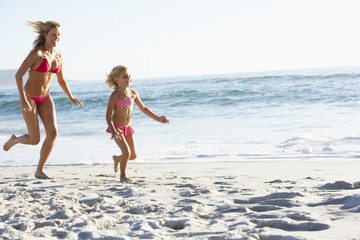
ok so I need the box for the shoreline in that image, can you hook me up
[1,161,360,239]
[1,157,360,168]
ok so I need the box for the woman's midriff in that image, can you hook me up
[24,72,53,97]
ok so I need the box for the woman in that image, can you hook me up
[3,21,83,179]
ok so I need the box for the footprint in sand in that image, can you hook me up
[309,195,360,210]
[125,204,159,215]
[179,190,200,197]
[175,183,197,189]
[34,221,57,229]
[213,181,232,185]
[286,212,316,221]
[14,182,28,187]
[234,192,303,212]
[250,205,282,212]
[234,192,303,205]
[32,181,44,185]
[251,219,329,231]
[320,181,360,190]
[51,230,68,238]
[12,222,33,231]
[161,219,187,230]
[258,199,299,208]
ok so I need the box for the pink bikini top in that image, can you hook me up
[34,50,61,74]
[114,90,134,109]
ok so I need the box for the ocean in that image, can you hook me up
[1,67,360,166]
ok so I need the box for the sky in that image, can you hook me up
[0,0,360,80]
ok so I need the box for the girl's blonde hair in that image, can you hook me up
[106,65,128,89]
[27,21,61,50]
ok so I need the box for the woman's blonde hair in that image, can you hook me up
[27,21,61,50]
[106,65,128,89]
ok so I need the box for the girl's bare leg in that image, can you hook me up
[114,135,131,182]
[36,96,57,179]
[3,99,40,151]
[113,155,120,173]
[120,176,133,183]
[125,135,137,160]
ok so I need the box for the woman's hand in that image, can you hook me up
[20,98,32,112]
[70,98,84,107]
[158,116,170,123]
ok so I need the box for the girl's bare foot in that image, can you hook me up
[113,155,121,173]
[120,176,133,183]
[3,134,16,151]
[35,171,54,179]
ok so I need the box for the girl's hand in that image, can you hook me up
[20,98,32,112]
[110,131,121,141]
[159,116,170,123]
[70,98,84,107]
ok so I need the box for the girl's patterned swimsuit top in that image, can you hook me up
[114,89,134,109]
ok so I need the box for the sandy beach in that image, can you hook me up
[0,161,360,240]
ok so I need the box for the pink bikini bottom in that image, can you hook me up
[106,124,135,136]
[27,93,50,106]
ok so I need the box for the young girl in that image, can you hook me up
[105,65,170,183]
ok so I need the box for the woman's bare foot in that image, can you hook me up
[120,176,133,183]
[35,171,54,179]
[113,155,121,173]
[3,134,16,151]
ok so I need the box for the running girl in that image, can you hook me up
[105,65,169,183]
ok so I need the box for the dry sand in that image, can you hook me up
[0,161,360,239]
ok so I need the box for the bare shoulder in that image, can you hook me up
[107,90,118,105]
[19,48,42,71]
[110,89,119,98]
[28,48,43,59]
[130,89,139,98]
[57,52,63,60]
[33,48,42,55]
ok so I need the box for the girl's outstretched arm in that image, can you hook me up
[133,90,170,123]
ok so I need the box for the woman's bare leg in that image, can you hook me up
[3,134,17,151]
[36,96,57,179]
[3,98,40,151]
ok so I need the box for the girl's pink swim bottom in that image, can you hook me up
[106,124,135,136]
